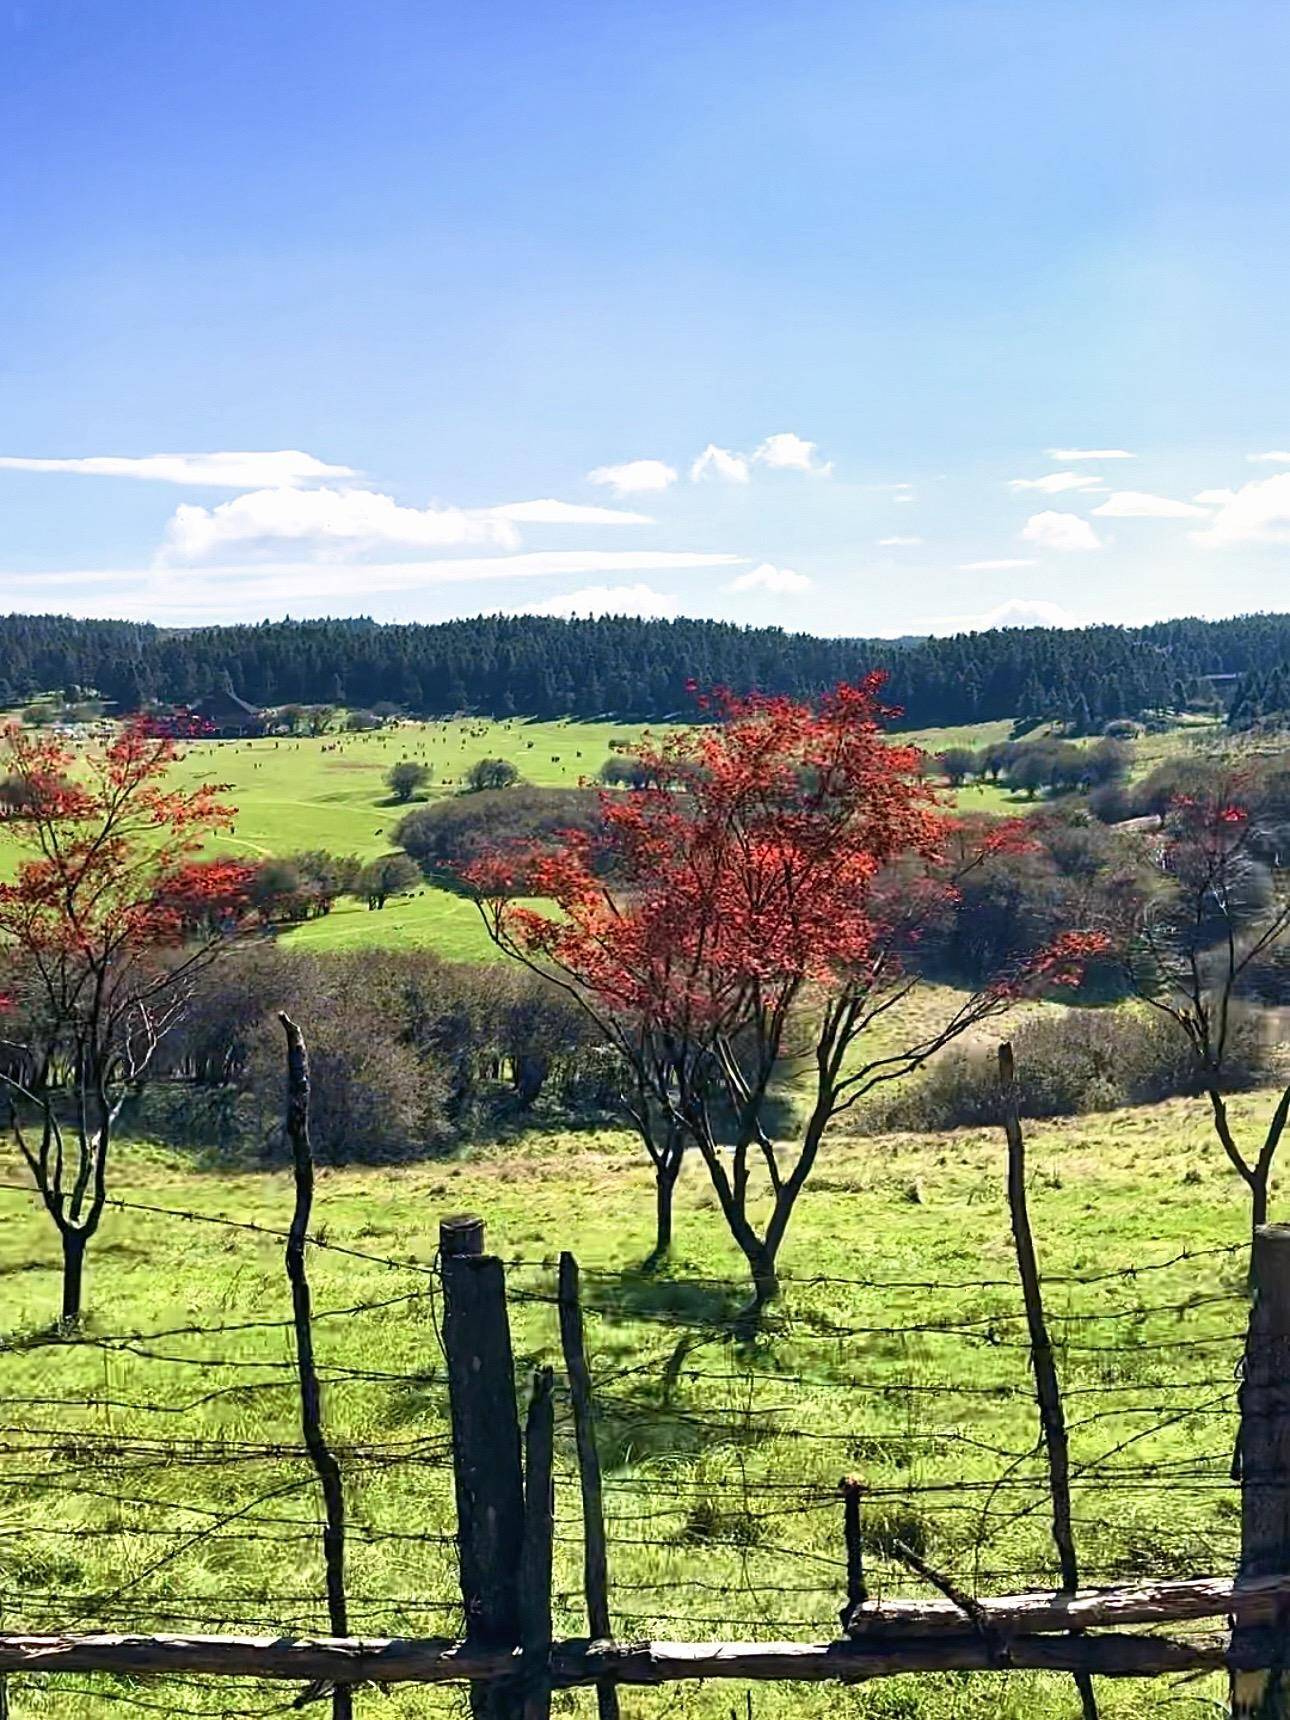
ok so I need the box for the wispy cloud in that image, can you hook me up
[1008,471,1104,494]
[1247,451,1290,465]
[1020,511,1102,551]
[587,458,678,494]
[160,487,651,560]
[521,583,680,619]
[878,535,924,547]
[160,486,519,559]
[486,498,653,525]
[724,562,811,594]
[1046,447,1135,461]
[1091,491,1209,519]
[0,450,353,487]
[4,550,745,624]
[958,557,1038,571]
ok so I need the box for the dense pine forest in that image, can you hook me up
[3,608,1290,727]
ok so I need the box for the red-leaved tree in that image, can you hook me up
[0,719,257,1321]
[469,679,1106,1311]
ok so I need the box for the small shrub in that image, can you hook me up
[680,1499,764,1548]
[862,1501,930,1559]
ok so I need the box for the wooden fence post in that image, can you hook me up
[280,1014,351,1720]
[440,1214,526,1720]
[1233,1224,1290,1717]
[558,1252,620,1720]
[839,1475,867,1629]
[519,1368,555,1720]
[1000,1044,1098,1720]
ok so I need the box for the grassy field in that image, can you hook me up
[0,711,1228,958]
[160,715,1059,957]
[0,1078,1261,1718]
[169,716,651,960]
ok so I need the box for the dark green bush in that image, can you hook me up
[395,786,601,877]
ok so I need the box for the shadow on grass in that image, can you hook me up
[582,1259,747,1332]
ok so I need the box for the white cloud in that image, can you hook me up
[1091,491,1209,519]
[958,558,1038,571]
[1192,472,1290,546]
[1008,471,1104,494]
[1020,511,1103,552]
[160,486,518,560]
[690,431,831,483]
[1046,447,1135,461]
[877,535,924,547]
[0,450,353,487]
[918,598,1079,635]
[752,432,833,475]
[486,498,652,525]
[522,583,681,619]
[724,562,812,594]
[587,458,678,494]
[690,444,751,484]
[1247,451,1290,465]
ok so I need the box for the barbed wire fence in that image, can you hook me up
[0,1035,1286,1717]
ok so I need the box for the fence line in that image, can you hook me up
[0,1038,1283,1713]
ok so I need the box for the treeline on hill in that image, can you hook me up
[4,609,1290,727]
[1228,661,1290,731]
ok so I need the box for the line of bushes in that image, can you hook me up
[861,1004,1281,1133]
[137,945,618,1164]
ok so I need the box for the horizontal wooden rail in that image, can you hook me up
[0,1625,1269,1685]
[849,1571,1290,1637]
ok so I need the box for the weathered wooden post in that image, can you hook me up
[558,1252,620,1720]
[839,1475,867,1630]
[1000,1044,1098,1720]
[281,1013,351,1720]
[1233,1224,1290,1716]
[519,1368,555,1720]
[440,1214,526,1720]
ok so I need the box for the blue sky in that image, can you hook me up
[3,0,1289,634]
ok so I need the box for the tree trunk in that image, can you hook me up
[736,1244,780,1328]
[751,1253,780,1312]
[646,1154,680,1267]
[1251,1172,1271,1287]
[61,1228,86,1325]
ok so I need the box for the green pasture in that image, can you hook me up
[0,1078,1260,1717]
[164,716,1035,952]
[0,711,1227,958]
[167,716,651,960]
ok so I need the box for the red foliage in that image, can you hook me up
[0,717,247,966]
[468,679,1102,1029]
[471,681,1111,1301]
